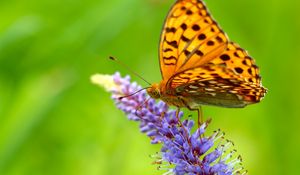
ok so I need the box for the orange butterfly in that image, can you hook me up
[147,0,267,123]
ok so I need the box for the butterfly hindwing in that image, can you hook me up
[210,42,262,84]
[166,42,266,106]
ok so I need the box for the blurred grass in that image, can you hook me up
[0,0,299,174]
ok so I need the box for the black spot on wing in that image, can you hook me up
[207,40,214,46]
[166,40,178,48]
[192,24,200,31]
[163,56,177,60]
[195,50,204,56]
[186,10,193,15]
[184,50,191,56]
[164,48,173,52]
[181,35,190,42]
[181,23,187,30]
[198,34,206,40]
[166,27,176,33]
[220,54,230,61]
[234,67,244,74]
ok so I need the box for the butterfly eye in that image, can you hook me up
[153,89,161,99]
[147,86,160,99]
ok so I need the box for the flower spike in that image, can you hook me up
[91,72,247,175]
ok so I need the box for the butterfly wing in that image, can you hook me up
[159,0,228,80]
[167,42,267,107]
[159,0,266,107]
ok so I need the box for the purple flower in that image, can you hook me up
[91,72,247,175]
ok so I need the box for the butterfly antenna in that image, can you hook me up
[109,56,151,85]
[118,87,149,100]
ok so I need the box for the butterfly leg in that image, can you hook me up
[178,97,204,127]
[197,106,203,128]
[179,98,205,139]
[175,108,184,128]
[175,107,190,140]
[188,106,203,131]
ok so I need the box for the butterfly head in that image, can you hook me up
[147,83,161,99]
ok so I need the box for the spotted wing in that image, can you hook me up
[168,42,266,106]
[159,0,228,81]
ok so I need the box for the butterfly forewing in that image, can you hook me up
[159,0,228,80]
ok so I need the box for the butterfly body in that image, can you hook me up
[147,0,266,111]
[147,82,187,108]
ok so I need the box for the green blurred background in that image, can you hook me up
[0,0,299,174]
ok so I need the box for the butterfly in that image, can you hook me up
[146,0,267,123]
